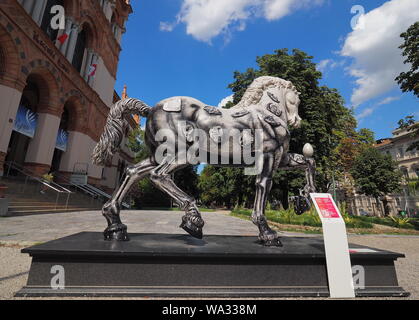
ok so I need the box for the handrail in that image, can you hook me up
[5,162,72,194]
[5,161,129,209]
[4,161,72,210]
[53,170,129,208]
[51,171,99,198]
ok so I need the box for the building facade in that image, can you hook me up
[346,124,419,217]
[0,0,134,192]
[375,123,419,179]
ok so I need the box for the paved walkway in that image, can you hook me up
[0,210,259,242]
[0,210,418,299]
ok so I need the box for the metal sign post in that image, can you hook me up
[310,193,355,298]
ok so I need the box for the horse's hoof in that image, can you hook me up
[180,217,203,239]
[260,237,283,247]
[104,224,130,241]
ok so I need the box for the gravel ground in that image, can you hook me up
[0,210,418,300]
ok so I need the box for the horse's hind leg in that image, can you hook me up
[252,154,282,247]
[149,158,204,239]
[103,157,155,241]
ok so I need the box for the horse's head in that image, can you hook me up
[235,76,302,129]
[284,89,302,129]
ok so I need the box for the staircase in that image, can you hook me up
[1,161,122,216]
[2,177,101,215]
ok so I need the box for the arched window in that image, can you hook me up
[21,79,40,113]
[72,29,87,72]
[40,0,65,41]
[60,106,69,131]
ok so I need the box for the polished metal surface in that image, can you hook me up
[92,76,316,245]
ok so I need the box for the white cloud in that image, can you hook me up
[218,95,234,108]
[160,21,177,32]
[161,0,325,43]
[316,59,345,73]
[356,96,400,120]
[376,96,400,106]
[356,107,375,120]
[340,0,419,107]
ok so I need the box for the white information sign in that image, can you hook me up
[70,174,88,186]
[310,193,355,298]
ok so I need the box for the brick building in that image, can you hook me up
[0,0,134,192]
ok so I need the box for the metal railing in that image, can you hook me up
[51,171,129,209]
[4,161,130,209]
[4,161,72,210]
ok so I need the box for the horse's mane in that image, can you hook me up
[234,76,299,109]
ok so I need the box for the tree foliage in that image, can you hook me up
[396,22,419,98]
[351,147,402,200]
[199,49,374,208]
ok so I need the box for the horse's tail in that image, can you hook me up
[92,98,151,166]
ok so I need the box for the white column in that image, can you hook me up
[32,0,47,26]
[65,23,80,62]
[58,18,74,52]
[105,0,116,21]
[87,53,99,86]
[83,49,94,80]
[25,113,61,166]
[22,0,35,15]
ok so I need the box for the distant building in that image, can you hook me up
[346,123,419,217]
[0,0,135,192]
[375,123,419,179]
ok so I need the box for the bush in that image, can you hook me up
[351,215,415,229]
[231,206,372,229]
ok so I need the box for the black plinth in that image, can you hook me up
[16,232,409,298]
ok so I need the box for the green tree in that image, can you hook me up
[126,126,150,162]
[228,49,361,197]
[396,22,419,98]
[351,147,402,216]
[199,48,373,208]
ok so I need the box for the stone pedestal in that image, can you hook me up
[16,232,409,298]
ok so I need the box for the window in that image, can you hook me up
[60,107,69,131]
[40,0,64,42]
[72,29,87,72]
[398,147,405,159]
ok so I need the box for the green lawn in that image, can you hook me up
[231,207,418,230]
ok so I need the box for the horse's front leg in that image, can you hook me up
[252,154,282,247]
[282,153,316,215]
[302,157,316,196]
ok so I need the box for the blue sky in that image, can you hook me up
[115,0,418,140]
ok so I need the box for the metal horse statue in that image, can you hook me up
[92,76,316,246]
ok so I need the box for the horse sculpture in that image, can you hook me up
[92,76,316,246]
